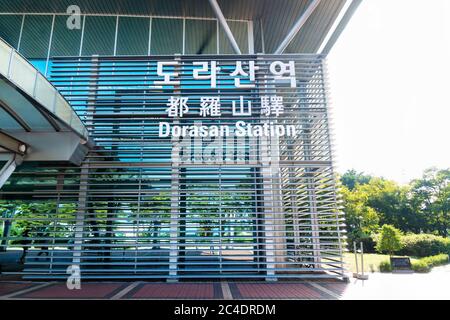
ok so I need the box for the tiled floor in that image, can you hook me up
[1,265,449,299]
[0,280,343,300]
[14,282,125,299]
[124,283,223,299]
[0,282,36,296]
[228,282,332,299]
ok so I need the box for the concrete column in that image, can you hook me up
[168,56,182,281]
[258,61,286,280]
[168,139,180,281]
[73,162,89,265]
[303,122,322,266]
[261,132,285,280]
[71,56,98,269]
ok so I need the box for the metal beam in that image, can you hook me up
[0,130,27,155]
[0,100,32,132]
[0,153,23,189]
[208,0,242,54]
[320,0,363,55]
[274,0,322,54]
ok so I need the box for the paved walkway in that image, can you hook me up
[0,265,449,299]
[340,264,450,300]
[0,280,342,300]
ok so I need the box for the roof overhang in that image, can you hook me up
[0,37,92,166]
[0,0,349,54]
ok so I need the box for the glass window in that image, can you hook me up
[151,18,183,55]
[185,19,217,55]
[0,14,23,49]
[20,15,53,59]
[50,15,82,57]
[82,16,116,56]
[116,17,150,56]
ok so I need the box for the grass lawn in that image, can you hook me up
[343,252,418,273]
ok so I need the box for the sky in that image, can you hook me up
[327,0,450,184]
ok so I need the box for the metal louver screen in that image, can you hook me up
[0,54,345,280]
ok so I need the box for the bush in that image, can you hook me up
[411,254,449,273]
[422,253,449,266]
[376,225,403,256]
[412,260,431,273]
[399,234,450,257]
[379,260,392,272]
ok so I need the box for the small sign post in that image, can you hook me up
[390,257,413,273]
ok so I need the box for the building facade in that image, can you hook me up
[0,0,361,280]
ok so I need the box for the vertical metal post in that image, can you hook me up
[354,242,359,276]
[360,242,365,277]
[248,20,254,54]
[113,15,119,56]
[182,18,186,55]
[260,19,265,54]
[147,17,152,55]
[17,14,25,52]
[78,15,86,56]
[45,14,56,76]
[216,19,220,54]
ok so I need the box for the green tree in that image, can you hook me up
[410,167,450,237]
[341,169,372,190]
[341,185,380,250]
[360,178,424,233]
[376,224,403,256]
